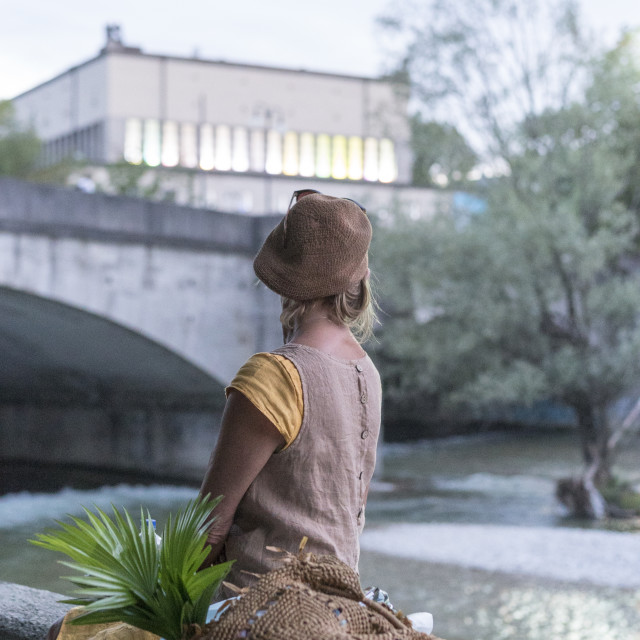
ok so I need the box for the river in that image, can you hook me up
[1,430,639,640]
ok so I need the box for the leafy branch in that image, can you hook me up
[31,495,232,640]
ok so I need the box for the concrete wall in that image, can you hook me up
[0,176,266,252]
[104,52,408,140]
[0,582,69,640]
[0,405,219,480]
[13,57,108,140]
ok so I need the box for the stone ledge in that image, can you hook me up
[0,582,70,640]
[0,177,282,256]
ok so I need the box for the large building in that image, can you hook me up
[12,26,444,216]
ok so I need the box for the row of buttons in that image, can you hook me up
[357,361,368,517]
[357,362,369,437]
[357,364,367,408]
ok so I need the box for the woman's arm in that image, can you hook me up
[199,388,285,566]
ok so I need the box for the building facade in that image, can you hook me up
[12,26,445,216]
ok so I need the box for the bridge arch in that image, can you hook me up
[0,286,229,479]
[0,285,225,406]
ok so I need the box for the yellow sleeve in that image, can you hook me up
[226,353,303,450]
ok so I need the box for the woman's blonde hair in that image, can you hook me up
[280,277,378,344]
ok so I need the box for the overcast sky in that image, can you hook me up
[1,0,638,101]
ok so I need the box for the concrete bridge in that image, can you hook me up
[0,178,282,479]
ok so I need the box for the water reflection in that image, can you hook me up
[491,587,640,640]
[359,551,640,640]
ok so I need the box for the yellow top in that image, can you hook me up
[226,353,304,449]
[226,352,303,450]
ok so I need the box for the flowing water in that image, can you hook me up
[1,430,639,640]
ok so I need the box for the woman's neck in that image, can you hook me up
[286,308,365,359]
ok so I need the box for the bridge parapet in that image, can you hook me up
[0,177,278,255]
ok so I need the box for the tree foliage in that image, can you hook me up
[380,0,590,162]
[375,0,640,508]
[410,116,478,187]
[0,100,41,177]
[106,160,165,199]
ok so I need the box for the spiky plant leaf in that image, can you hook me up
[31,495,233,640]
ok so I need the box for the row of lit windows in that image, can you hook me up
[123,118,397,183]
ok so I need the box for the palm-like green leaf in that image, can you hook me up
[31,495,233,640]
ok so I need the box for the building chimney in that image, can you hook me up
[101,25,142,55]
[106,24,123,46]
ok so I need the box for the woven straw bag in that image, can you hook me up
[201,546,440,640]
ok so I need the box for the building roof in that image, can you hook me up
[12,34,399,101]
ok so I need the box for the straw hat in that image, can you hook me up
[253,193,372,300]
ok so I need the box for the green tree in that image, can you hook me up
[375,0,640,516]
[592,30,640,217]
[0,100,41,177]
[410,116,478,187]
[106,160,162,199]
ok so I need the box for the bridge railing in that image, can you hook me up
[0,177,280,255]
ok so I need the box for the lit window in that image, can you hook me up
[347,136,363,180]
[283,132,299,176]
[379,138,397,183]
[250,129,265,172]
[162,121,179,167]
[232,126,249,172]
[299,133,315,177]
[180,123,198,168]
[215,125,232,171]
[331,135,347,180]
[265,130,282,175]
[315,134,331,178]
[124,118,142,164]
[143,119,160,166]
[199,124,214,170]
[363,137,379,182]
